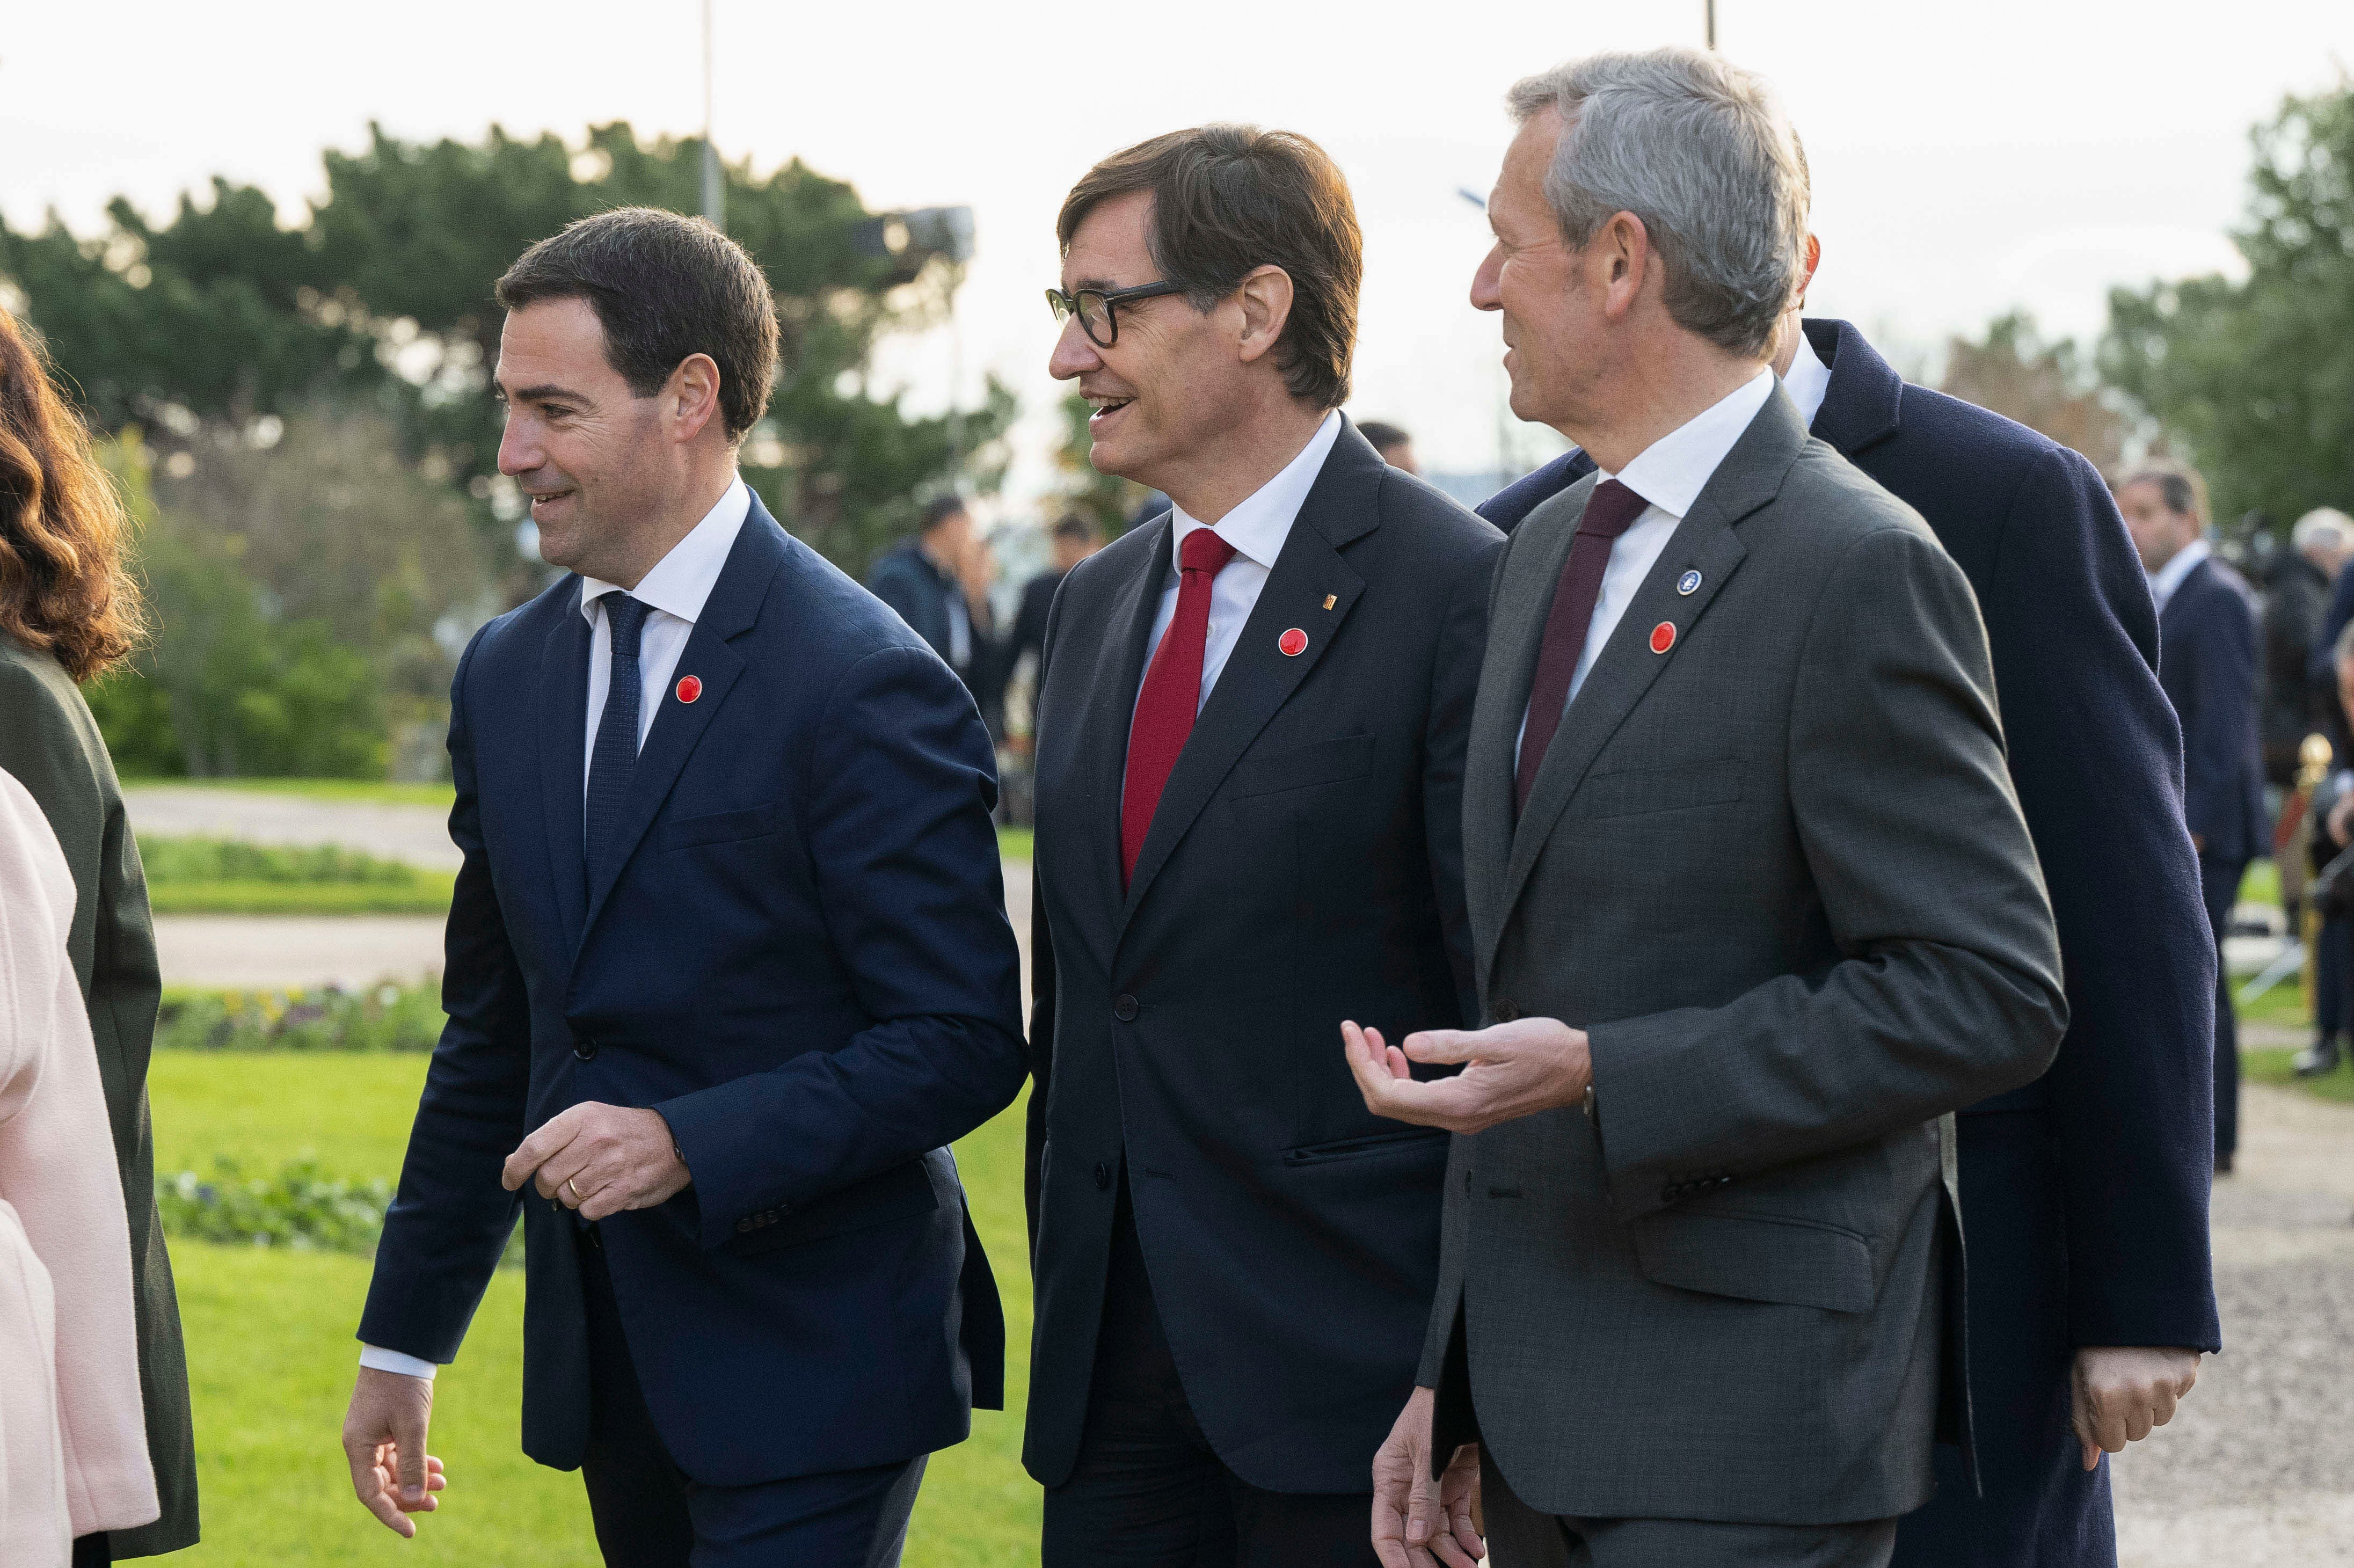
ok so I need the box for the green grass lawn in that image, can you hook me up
[149,1051,1038,1565]
[124,777,462,808]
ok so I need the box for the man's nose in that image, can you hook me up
[1047,316,1102,381]
[1470,245,1505,312]
[497,414,539,478]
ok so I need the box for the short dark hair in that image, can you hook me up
[1057,126,1361,409]
[919,494,970,535]
[2114,457,2210,527]
[1051,514,1098,544]
[1357,420,1410,454]
[496,207,779,442]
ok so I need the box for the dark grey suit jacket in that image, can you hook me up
[1420,390,2066,1526]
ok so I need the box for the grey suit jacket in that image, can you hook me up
[1419,390,2066,1526]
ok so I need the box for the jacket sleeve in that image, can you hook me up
[658,643,1029,1248]
[1585,523,2069,1217]
[1986,449,2220,1349]
[356,630,534,1362]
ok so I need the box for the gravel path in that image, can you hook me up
[2113,1081,2354,1563]
[125,785,461,871]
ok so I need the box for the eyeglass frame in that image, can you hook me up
[1045,279,1193,348]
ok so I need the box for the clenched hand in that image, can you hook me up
[1372,1387,1483,1568]
[502,1102,692,1222]
[2072,1346,2200,1469]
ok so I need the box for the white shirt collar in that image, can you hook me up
[579,476,752,627]
[1169,411,1344,571]
[2149,535,2211,610]
[1604,368,1778,520]
[1781,327,1833,429]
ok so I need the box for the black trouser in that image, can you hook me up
[577,1236,927,1568]
[71,1535,108,1566]
[2201,855,2245,1163]
[1041,1180,1376,1568]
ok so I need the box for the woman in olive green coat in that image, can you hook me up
[1,309,196,1561]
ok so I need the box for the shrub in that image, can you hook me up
[140,837,431,887]
[157,1157,393,1254]
[156,983,443,1052]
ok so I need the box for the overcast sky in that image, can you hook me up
[5,0,2350,504]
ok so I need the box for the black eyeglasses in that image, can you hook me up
[1045,280,1190,348]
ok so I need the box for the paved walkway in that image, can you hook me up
[2113,1080,2354,1563]
[125,785,461,871]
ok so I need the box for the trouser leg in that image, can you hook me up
[1482,1448,1898,1568]
[579,1232,696,1567]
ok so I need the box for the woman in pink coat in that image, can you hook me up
[0,764,158,1564]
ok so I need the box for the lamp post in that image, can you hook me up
[1706,0,1717,48]
[701,0,725,230]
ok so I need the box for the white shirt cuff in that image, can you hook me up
[359,1344,440,1381]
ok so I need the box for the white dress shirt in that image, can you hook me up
[1783,327,1833,428]
[360,475,752,1385]
[1518,368,1779,774]
[1141,412,1343,716]
[2149,535,2210,616]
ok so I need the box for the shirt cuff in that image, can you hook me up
[359,1344,440,1381]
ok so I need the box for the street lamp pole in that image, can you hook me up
[701,0,725,230]
[1705,0,1717,48]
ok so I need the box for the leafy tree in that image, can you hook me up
[1941,311,2127,472]
[2102,85,2354,526]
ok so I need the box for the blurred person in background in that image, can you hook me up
[868,494,998,719]
[956,523,1008,742]
[2263,508,2349,783]
[2293,618,2354,1078]
[2119,458,2265,1176]
[1481,239,2219,1568]
[0,767,162,1567]
[1003,515,1102,741]
[1354,420,1420,476]
[0,308,197,1565]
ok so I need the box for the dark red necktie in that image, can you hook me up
[1123,527,1238,885]
[1514,479,1649,814]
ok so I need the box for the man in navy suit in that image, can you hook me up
[338,208,1027,1567]
[2118,459,2267,1173]
[1482,282,2219,1566]
[1026,127,1500,1566]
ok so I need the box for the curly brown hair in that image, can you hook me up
[0,308,145,681]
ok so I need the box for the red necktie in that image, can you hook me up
[1123,527,1238,885]
[1515,479,1649,814]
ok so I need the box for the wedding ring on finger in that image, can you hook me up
[565,1177,584,1205]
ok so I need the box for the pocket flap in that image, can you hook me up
[1632,1209,1875,1312]
[1228,733,1375,800]
[1578,757,1745,821]
[656,801,784,851]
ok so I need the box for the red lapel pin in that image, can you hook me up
[1278,628,1308,657]
[1649,622,1677,655]
[676,674,703,704]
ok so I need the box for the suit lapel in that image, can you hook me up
[1490,391,1810,966]
[1120,431,1382,925]
[537,587,592,956]
[579,503,786,940]
[1070,518,1172,931]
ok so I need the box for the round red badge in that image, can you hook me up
[675,674,703,704]
[1649,622,1677,654]
[1278,628,1308,657]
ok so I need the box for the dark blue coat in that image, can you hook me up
[1482,320,2220,1562]
[2160,555,2268,867]
[358,494,1029,1487]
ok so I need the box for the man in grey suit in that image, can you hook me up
[1344,49,2068,1568]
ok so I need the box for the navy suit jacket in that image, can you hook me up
[358,494,1029,1486]
[1480,320,2220,1355]
[2161,556,2269,867]
[1024,424,1502,1492]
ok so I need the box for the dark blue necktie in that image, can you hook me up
[586,593,652,893]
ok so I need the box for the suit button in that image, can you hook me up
[1092,1162,1112,1191]
[573,1036,597,1061]
[735,1218,754,1235]
[1493,1000,1521,1023]
[1113,994,1139,1022]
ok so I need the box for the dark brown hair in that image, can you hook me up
[0,310,145,682]
[497,207,779,442]
[1057,126,1361,409]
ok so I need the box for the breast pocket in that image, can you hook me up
[655,801,785,852]
[1227,733,1375,801]
[1577,756,1745,821]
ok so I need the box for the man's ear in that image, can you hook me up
[1234,266,1296,367]
[1596,211,1650,323]
[667,353,724,444]
[1798,233,1822,305]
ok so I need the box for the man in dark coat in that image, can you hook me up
[868,494,1000,724]
[1482,304,2220,1568]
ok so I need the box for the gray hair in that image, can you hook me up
[1506,48,1809,358]
[2294,506,2354,558]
